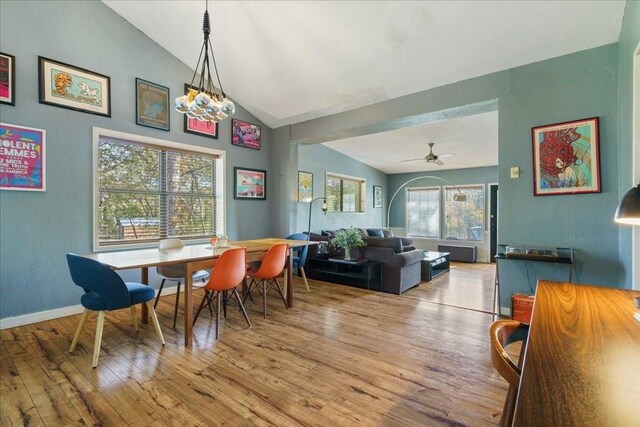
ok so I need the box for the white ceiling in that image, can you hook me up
[103,1,625,173]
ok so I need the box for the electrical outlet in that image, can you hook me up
[510,167,520,179]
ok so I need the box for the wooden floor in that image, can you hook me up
[1,263,509,426]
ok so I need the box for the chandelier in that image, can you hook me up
[174,0,234,123]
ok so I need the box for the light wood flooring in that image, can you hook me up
[1,262,508,426]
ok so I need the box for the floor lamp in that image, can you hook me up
[386,175,467,229]
[614,183,640,225]
[307,197,328,236]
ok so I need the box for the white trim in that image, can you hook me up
[632,42,640,290]
[0,285,183,330]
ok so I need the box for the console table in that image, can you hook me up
[307,256,381,291]
[421,251,450,282]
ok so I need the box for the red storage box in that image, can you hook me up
[511,294,535,324]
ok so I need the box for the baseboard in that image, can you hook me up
[0,284,180,330]
[499,306,511,317]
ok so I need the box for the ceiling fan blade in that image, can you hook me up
[434,159,445,166]
[439,153,455,158]
[400,158,424,162]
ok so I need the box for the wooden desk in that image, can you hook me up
[83,238,313,347]
[513,280,640,426]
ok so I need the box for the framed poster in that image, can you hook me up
[0,123,46,191]
[183,84,218,139]
[373,185,383,208]
[0,52,15,105]
[298,171,313,201]
[136,78,170,131]
[234,167,266,200]
[38,56,110,117]
[532,117,601,196]
[231,118,261,150]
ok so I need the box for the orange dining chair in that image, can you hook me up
[489,319,529,427]
[193,247,250,340]
[243,243,289,319]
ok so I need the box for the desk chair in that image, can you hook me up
[285,233,310,292]
[66,253,165,368]
[489,319,529,427]
[243,244,288,318]
[154,238,209,330]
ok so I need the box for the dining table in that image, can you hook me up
[81,238,314,346]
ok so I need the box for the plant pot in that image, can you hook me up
[344,247,352,261]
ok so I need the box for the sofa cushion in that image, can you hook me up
[365,236,403,254]
[381,228,394,238]
[366,228,384,238]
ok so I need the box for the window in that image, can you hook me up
[325,172,365,212]
[94,129,224,249]
[406,187,440,238]
[444,185,485,241]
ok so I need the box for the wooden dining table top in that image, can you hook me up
[513,280,640,426]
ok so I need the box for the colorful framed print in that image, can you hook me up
[232,119,261,150]
[136,78,170,131]
[532,117,600,196]
[298,171,313,201]
[373,185,383,208]
[234,167,266,200]
[182,84,218,139]
[38,56,110,117]
[0,123,46,191]
[0,53,15,105]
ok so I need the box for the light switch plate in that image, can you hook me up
[510,167,520,179]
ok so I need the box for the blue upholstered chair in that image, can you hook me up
[285,233,310,292]
[66,253,165,367]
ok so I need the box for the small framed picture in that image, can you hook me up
[373,185,383,208]
[532,117,601,196]
[38,56,110,117]
[232,118,261,150]
[0,123,46,191]
[234,167,266,200]
[182,84,218,139]
[0,52,15,105]
[298,171,313,201]
[136,78,170,131]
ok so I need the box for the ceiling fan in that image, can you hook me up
[400,142,454,165]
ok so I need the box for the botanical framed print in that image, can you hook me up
[298,171,313,201]
[234,167,266,200]
[183,84,218,139]
[0,123,46,191]
[38,56,110,117]
[0,52,15,105]
[232,119,261,150]
[532,117,600,196]
[136,78,169,131]
[373,185,383,208]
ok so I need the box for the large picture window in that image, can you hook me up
[444,185,485,241]
[325,172,365,212]
[94,129,224,249]
[406,187,440,238]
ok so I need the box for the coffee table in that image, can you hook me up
[421,251,450,282]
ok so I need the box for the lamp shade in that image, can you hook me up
[614,183,640,225]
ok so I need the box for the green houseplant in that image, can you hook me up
[329,228,366,260]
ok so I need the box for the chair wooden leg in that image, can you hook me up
[242,278,255,304]
[193,291,209,325]
[69,309,89,353]
[131,305,138,332]
[300,266,310,292]
[92,311,106,368]
[146,301,165,346]
[172,282,181,330]
[272,278,289,309]
[262,280,268,319]
[215,291,221,340]
[222,290,228,319]
[233,288,251,328]
[154,279,166,309]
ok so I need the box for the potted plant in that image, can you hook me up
[329,228,366,260]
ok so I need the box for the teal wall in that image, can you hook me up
[296,144,387,233]
[0,1,273,319]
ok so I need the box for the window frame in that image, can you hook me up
[92,127,226,251]
[443,184,486,243]
[405,185,441,239]
[324,171,366,213]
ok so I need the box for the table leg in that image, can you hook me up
[141,267,149,324]
[286,249,293,307]
[184,262,193,347]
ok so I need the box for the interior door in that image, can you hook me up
[490,184,498,263]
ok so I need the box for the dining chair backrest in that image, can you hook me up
[158,238,185,250]
[285,233,309,266]
[204,247,247,292]
[66,253,131,310]
[489,319,529,387]
[157,238,186,278]
[253,244,288,280]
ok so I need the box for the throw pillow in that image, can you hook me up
[366,228,384,238]
[381,228,394,238]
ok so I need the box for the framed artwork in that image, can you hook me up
[532,117,601,196]
[232,118,261,150]
[298,171,313,201]
[373,185,383,208]
[0,123,46,191]
[234,167,266,200]
[182,84,218,139]
[0,52,15,105]
[38,56,110,117]
[136,78,170,131]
